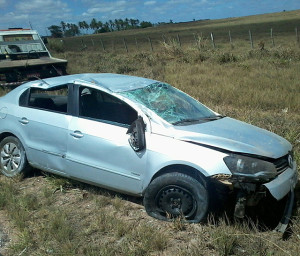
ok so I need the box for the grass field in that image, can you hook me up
[0,10,300,256]
[58,10,300,53]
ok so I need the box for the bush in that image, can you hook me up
[218,52,238,64]
[47,39,65,53]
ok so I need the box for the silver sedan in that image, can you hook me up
[0,73,297,229]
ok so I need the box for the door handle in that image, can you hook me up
[70,130,84,139]
[19,117,29,125]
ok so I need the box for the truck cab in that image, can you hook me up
[0,28,67,87]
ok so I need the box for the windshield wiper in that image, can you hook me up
[201,115,226,120]
[172,118,202,125]
[172,115,225,125]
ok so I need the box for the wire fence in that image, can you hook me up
[58,26,300,53]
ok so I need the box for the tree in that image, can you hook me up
[108,20,114,31]
[96,21,103,33]
[82,21,89,33]
[60,21,66,34]
[124,18,130,29]
[114,19,121,31]
[119,19,125,30]
[48,25,63,38]
[78,21,83,30]
[64,23,80,37]
[90,18,98,33]
[140,21,153,29]
[129,18,139,28]
[99,22,110,33]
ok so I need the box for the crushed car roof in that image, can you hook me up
[24,73,159,93]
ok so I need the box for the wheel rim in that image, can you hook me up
[156,185,197,219]
[0,142,21,173]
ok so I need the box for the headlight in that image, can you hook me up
[223,154,277,181]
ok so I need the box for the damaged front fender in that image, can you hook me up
[263,163,298,200]
[210,161,298,233]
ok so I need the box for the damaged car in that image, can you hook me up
[0,73,297,230]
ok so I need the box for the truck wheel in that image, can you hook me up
[144,172,209,222]
[0,136,30,177]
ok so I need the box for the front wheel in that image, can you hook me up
[143,172,209,222]
[0,136,30,177]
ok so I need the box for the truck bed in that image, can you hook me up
[0,57,67,70]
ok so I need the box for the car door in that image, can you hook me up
[66,85,147,195]
[17,84,71,175]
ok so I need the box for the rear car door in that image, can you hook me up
[17,84,71,175]
[66,85,147,195]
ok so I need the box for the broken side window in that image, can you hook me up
[79,86,137,126]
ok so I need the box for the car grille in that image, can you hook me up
[273,154,290,173]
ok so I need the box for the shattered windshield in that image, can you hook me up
[120,82,217,125]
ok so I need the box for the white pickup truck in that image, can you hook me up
[0,28,67,87]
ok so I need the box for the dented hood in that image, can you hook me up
[172,117,291,159]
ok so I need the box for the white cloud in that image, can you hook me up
[166,0,192,4]
[16,0,70,14]
[82,0,139,19]
[144,1,156,5]
[0,0,72,33]
[112,9,125,15]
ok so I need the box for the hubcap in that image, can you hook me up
[1,142,21,173]
[156,185,197,219]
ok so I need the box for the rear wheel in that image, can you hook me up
[144,172,209,222]
[0,136,30,177]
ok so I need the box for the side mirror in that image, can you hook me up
[127,116,146,152]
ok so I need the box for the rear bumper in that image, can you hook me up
[263,161,298,200]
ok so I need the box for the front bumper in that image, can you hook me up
[263,161,298,200]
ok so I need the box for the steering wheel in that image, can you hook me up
[27,50,39,59]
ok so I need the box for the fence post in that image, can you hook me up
[162,34,166,43]
[148,37,153,52]
[177,34,181,47]
[271,28,275,47]
[123,38,128,53]
[100,39,105,51]
[61,39,65,51]
[81,39,86,50]
[210,32,215,49]
[229,30,232,44]
[193,33,200,49]
[111,40,115,51]
[249,30,254,49]
[91,38,95,46]
[135,37,138,49]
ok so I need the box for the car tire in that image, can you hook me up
[143,172,209,223]
[0,136,30,177]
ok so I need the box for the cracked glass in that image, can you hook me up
[120,82,216,124]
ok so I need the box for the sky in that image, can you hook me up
[0,0,300,35]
